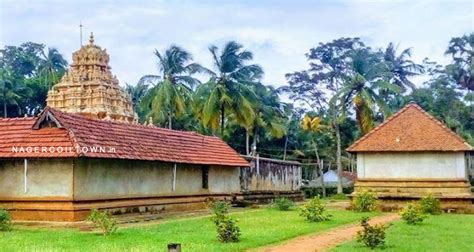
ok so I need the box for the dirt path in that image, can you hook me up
[256,213,399,252]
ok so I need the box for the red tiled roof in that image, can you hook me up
[346,103,472,152]
[0,107,249,166]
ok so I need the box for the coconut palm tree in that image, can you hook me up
[247,84,287,155]
[0,68,26,117]
[384,43,424,91]
[38,47,68,88]
[338,48,400,135]
[125,82,149,114]
[301,114,326,196]
[139,45,206,129]
[194,41,263,137]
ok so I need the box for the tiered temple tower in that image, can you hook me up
[47,33,137,122]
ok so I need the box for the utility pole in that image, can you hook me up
[79,22,83,46]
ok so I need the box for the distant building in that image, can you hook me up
[347,103,473,211]
[307,170,356,188]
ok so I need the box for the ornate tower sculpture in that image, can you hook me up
[47,33,137,123]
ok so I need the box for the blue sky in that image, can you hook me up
[1,0,473,88]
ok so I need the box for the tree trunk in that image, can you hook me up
[283,134,289,160]
[252,126,258,156]
[168,112,172,129]
[334,121,343,194]
[220,105,225,137]
[3,99,7,118]
[319,160,326,197]
[311,138,325,197]
[245,129,250,155]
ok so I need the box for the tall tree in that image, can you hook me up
[337,48,400,135]
[384,42,424,92]
[284,38,365,194]
[247,84,287,155]
[139,45,205,128]
[125,82,149,119]
[194,41,263,137]
[445,33,473,91]
[0,68,26,117]
[301,114,326,197]
[38,47,68,89]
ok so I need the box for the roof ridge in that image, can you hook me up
[45,107,208,137]
[0,117,36,121]
[347,103,415,151]
[347,103,472,152]
[413,104,472,149]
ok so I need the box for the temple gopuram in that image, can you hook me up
[46,33,137,122]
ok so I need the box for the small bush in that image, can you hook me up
[352,191,378,212]
[273,197,295,211]
[209,201,230,216]
[419,194,442,215]
[208,200,231,224]
[356,217,388,249]
[0,208,12,231]
[215,216,241,243]
[87,209,118,235]
[400,203,426,225]
[299,196,332,222]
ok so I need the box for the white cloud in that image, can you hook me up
[0,0,472,89]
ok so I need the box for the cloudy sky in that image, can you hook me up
[1,0,473,88]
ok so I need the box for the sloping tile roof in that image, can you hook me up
[0,107,249,166]
[0,117,77,158]
[346,103,472,152]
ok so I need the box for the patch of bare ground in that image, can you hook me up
[255,213,399,252]
[12,205,262,231]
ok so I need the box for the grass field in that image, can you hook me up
[331,214,474,252]
[0,207,377,252]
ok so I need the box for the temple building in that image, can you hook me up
[46,33,137,122]
[347,103,473,212]
[0,35,302,221]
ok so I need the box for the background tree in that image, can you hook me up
[125,82,149,120]
[283,38,365,193]
[38,48,68,89]
[194,41,263,137]
[139,45,205,128]
[445,33,473,91]
[337,47,400,135]
[246,84,287,155]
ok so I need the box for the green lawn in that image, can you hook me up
[332,214,474,252]
[1,208,377,252]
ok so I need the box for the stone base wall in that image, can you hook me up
[352,179,473,213]
[354,178,472,197]
[2,194,235,221]
[239,191,304,204]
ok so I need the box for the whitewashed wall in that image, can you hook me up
[357,152,466,179]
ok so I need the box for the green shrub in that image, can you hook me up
[209,201,230,216]
[400,203,426,225]
[208,200,241,243]
[299,196,332,222]
[352,190,378,212]
[215,216,241,243]
[419,194,442,215]
[208,200,231,224]
[87,209,118,235]
[356,217,388,249]
[0,208,12,231]
[273,197,295,211]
